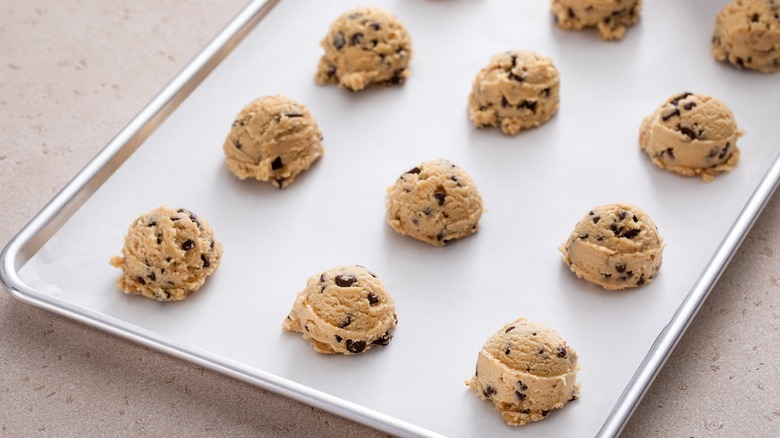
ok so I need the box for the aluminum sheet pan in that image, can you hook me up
[3,0,780,436]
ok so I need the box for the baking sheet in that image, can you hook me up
[10,0,780,436]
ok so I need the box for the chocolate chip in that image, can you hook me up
[589,210,594,216]
[350,33,364,46]
[719,142,731,160]
[406,167,421,175]
[433,189,446,206]
[567,7,576,18]
[593,216,601,224]
[181,239,194,251]
[505,347,511,355]
[597,236,605,241]
[637,274,646,286]
[346,339,366,353]
[633,215,638,223]
[333,31,345,49]
[388,69,406,85]
[670,92,692,106]
[505,326,515,333]
[616,263,626,273]
[542,410,550,417]
[579,234,589,240]
[335,335,343,343]
[234,140,242,149]
[339,314,353,328]
[450,175,461,186]
[515,391,527,401]
[136,276,146,285]
[557,346,567,358]
[201,254,210,268]
[157,234,163,244]
[147,220,157,227]
[483,386,496,398]
[532,332,536,336]
[736,57,745,67]
[335,274,357,287]
[610,224,623,235]
[541,87,550,97]
[683,102,697,110]
[522,409,530,414]
[320,274,326,283]
[618,210,627,220]
[435,232,445,242]
[371,332,392,346]
[752,13,760,22]
[147,273,156,282]
[678,125,697,140]
[423,207,433,216]
[665,147,676,159]
[518,100,537,112]
[508,70,524,82]
[271,156,283,170]
[626,270,634,277]
[518,381,528,391]
[603,273,612,279]
[538,349,545,354]
[189,214,200,227]
[661,108,680,121]
[367,292,379,305]
[369,21,381,30]
[622,228,640,239]
[275,177,286,187]
[371,38,378,47]
[501,96,511,108]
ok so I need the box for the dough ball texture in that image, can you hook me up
[223,95,323,188]
[560,203,664,290]
[639,92,743,182]
[466,317,580,426]
[283,265,397,355]
[110,206,223,301]
[386,159,484,247]
[712,0,780,73]
[468,50,560,136]
[551,0,642,40]
[316,6,413,91]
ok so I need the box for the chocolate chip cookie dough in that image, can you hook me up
[560,203,664,290]
[466,317,580,426]
[386,159,484,247]
[712,0,780,73]
[316,6,413,91]
[110,206,223,301]
[223,95,323,188]
[551,0,642,41]
[468,50,560,136]
[639,92,743,182]
[283,265,397,355]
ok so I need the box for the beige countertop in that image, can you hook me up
[1,1,778,436]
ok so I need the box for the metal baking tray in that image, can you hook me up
[3,0,780,436]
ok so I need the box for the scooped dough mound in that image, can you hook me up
[283,265,397,355]
[560,203,664,290]
[386,159,484,247]
[223,95,323,188]
[712,0,780,73]
[466,317,580,426]
[639,92,743,182]
[468,50,560,135]
[316,6,413,91]
[110,206,223,301]
[551,0,642,41]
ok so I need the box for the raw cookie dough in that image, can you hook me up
[468,50,560,136]
[639,92,743,182]
[316,6,413,91]
[551,0,642,41]
[466,317,580,426]
[283,265,397,355]
[560,203,664,290]
[712,0,780,73]
[386,159,483,247]
[223,95,323,188]
[110,206,223,301]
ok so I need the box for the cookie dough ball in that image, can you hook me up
[466,318,580,426]
[386,159,484,247]
[223,95,323,188]
[110,206,223,301]
[712,0,780,73]
[316,7,413,91]
[560,203,663,290]
[282,265,397,355]
[551,0,642,41]
[639,92,743,182]
[468,50,560,136]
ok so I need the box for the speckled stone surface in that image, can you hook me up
[1,1,778,436]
